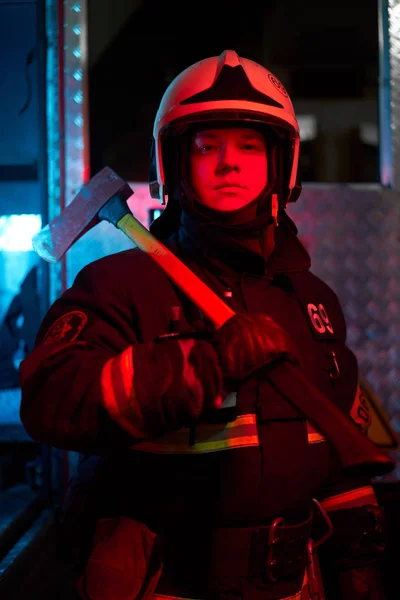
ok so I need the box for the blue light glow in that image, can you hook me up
[0,215,42,252]
[73,68,83,81]
[72,46,82,58]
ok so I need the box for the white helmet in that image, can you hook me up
[150,49,300,206]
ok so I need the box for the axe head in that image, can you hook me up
[32,167,133,263]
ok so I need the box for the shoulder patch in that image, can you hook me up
[42,310,88,345]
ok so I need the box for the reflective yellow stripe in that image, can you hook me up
[321,485,378,511]
[101,347,146,439]
[132,415,327,454]
[307,422,325,444]
[121,345,134,397]
[101,358,123,420]
[101,347,134,415]
[132,414,259,454]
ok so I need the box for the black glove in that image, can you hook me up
[318,505,387,599]
[318,504,387,571]
[133,337,224,436]
[211,312,299,381]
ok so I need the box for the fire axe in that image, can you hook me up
[32,166,395,477]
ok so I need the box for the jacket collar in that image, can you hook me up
[267,211,311,275]
[173,210,311,278]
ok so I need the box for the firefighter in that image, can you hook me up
[19,50,388,599]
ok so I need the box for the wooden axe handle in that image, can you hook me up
[116,213,394,476]
[116,213,235,327]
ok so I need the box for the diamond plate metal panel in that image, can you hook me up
[289,185,400,479]
[66,184,400,478]
[389,0,400,190]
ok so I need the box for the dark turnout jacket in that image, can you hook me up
[19,214,384,599]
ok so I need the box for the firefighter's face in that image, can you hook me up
[189,126,268,211]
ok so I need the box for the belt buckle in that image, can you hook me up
[266,516,285,583]
[304,498,333,599]
[311,498,333,548]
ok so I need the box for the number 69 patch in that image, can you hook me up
[302,301,335,340]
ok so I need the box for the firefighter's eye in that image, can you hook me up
[241,141,265,152]
[199,143,217,153]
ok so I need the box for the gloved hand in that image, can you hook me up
[317,505,387,599]
[133,337,224,436]
[211,312,299,381]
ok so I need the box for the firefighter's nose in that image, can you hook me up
[216,144,240,173]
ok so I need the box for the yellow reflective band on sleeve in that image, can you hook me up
[307,422,325,444]
[100,347,146,438]
[132,414,259,454]
[320,485,378,511]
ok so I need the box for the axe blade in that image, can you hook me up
[32,166,133,263]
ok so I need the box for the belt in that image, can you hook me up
[153,583,308,600]
[209,513,313,582]
[209,499,333,585]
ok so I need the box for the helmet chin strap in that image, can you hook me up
[271,193,279,226]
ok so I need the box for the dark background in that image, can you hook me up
[88,0,380,184]
[89,0,379,181]
[0,3,399,598]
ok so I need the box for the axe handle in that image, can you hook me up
[116,213,394,476]
[116,213,235,327]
